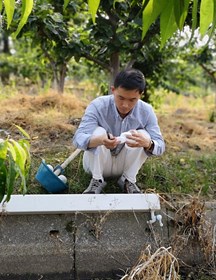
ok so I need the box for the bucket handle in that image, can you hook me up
[54,149,82,176]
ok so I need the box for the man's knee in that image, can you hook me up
[92,126,106,136]
[138,129,151,140]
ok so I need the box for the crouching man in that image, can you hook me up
[72,68,165,194]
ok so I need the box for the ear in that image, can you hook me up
[110,86,115,94]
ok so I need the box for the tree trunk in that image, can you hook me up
[1,32,10,84]
[51,63,67,94]
[57,63,67,94]
[110,52,120,86]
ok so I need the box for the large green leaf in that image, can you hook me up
[9,139,26,174]
[0,0,3,13]
[4,0,15,29]
[13,0,34,37]
[7,142,16,161]
[0,159,7,203]
[5,152,17,202]
[0,139,8,160]
[200,0,214,36]
[8,139,28,196]
[160,0,178,49]
[173,0,190,30]
[88,0,100,24]
[142,0,166,39]
[18,139,31,176]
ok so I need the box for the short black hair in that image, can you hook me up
[114,68,146,94]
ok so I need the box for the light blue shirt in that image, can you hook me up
[72,95,165,156]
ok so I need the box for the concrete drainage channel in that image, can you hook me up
[0,194,215,279]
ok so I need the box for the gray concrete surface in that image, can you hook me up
[0,200,216,279]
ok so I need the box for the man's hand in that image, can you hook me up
[103,133,120,149]
[126,130,151,148]
[88,133,120,149]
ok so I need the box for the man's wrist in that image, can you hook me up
[145,140,154,152]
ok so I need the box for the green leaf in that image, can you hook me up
[160,0,178,49]
[200,0,214,36]
[14,124,30,140]
[7,142,16,161]
[0,0,3,13]
[4,0,15,29]
[173,0,190,30]
[13,0,34,37]
[63,0,70,11]
[9,139,26,174]
[142,0,166,39]
[190,0,198,40]
[18,139,31,176]
[5,151,17,202]
[0,139,8,160]
[88,0,100,24]
[203,0,216,44]
[0,159,7,203]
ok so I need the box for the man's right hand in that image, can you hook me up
[103,133,120,149]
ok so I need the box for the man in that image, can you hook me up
[73,68,165,194]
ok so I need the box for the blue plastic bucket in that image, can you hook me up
[35,159,68,193]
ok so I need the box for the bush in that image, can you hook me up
[0,125,31,202]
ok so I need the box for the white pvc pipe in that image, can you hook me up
[0,193,161,215]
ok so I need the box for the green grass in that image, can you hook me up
[29,151,216,197]
[137,153,216,196]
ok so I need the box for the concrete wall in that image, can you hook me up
[0,200,216,279]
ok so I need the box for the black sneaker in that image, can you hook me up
[117,178,141,194]
[83,178,107,194]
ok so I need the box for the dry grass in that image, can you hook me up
[0,91,86,134]
[171,197,215,265]
[0,90,215,157]
[120,245,180,280]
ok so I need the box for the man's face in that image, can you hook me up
[111,86,141,118]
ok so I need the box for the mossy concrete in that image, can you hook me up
[0,199,216,279]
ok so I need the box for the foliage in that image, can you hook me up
[0,36,52,87]
[1,0,215,103]
[89,0,216,48]
[0,125,31,203]
[1,0,216,46]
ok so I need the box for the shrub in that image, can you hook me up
[0,125,31,202]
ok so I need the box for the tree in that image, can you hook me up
[1,0,216,48]
[1,0,216,97]
[13,0,86,93]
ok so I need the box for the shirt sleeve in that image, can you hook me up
[145,105,165,156]
[72,101,100,150]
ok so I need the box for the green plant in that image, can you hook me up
[0,125,31,203]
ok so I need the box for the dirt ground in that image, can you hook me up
[0,92,215,157]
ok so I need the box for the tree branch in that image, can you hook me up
[199,63,216,84]
[82,52,111,71]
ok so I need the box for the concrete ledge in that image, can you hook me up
[1,196,216,279]
[0,194,160,214]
